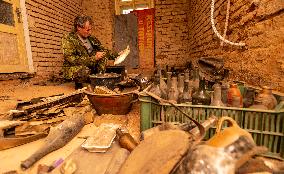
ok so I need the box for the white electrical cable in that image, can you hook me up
[220,0,231,46]
[211,0,245,46]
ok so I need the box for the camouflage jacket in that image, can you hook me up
[61,32,118,79]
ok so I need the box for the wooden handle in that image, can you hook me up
[215,116,239,134]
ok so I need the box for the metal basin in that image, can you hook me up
[89,73,121,90]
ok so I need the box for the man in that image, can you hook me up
[61,15,118,89]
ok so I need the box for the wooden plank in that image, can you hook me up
[51,142,123,174]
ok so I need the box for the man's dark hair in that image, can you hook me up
[74,15,93,31]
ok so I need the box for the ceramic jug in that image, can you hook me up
[255,86,277,110]
[227,83,243,107]
[206,117,254,148]
[249,100,268,110]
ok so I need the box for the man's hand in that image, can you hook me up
[95,51,105,60]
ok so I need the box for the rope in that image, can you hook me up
[211,0,245,46]
[220,0,231,46]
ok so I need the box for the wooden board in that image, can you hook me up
[51,142,122,174]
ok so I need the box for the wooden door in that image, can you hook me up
[114,13,139,69]
[0,0,29,73]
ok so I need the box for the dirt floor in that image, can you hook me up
[0,79,140,174]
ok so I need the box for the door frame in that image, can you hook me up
[0,0,34,73]
[20,0,34,73]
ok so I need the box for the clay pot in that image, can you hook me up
[227,83,243,107]
[255,86,277,110]
[249,100,268,110]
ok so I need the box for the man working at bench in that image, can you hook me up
[61,15,119,89]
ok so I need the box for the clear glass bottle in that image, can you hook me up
[158,68,167,99]
[168,76,179,103]
[210,84,224,106]
[184,69,190,82]
[192,77,211,105]
[149,74,162,98]
[178,80,192,104]
[166,72,172,96]
[177,73,185,94]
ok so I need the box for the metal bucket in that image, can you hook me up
[89,73,121,90]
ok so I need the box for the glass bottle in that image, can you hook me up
[184,69,190,82]
[178,80,192,104]
[149,74,162,98]
[116,128,138,152]
[171,67,177,77]
[168,76,179,103]
[221,82,229,106]
[123,69,128,81]
[192,68,200,93]
[177,73,185,94]
[192,77,211,105]
[210,84,224,106]
[243,87,255,108]
[166,72,172,95]
[227,83,242,107]
[255,86,277,110]
[158,68,167,99]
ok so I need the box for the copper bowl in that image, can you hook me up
[85,87,139,115]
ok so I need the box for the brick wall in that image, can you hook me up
[155,0,191,70]
[24,0,284,92]
[187,0,284,91]
[25,0,83,78]
[82,0,115,49]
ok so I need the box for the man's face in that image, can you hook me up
[77,21,92,38]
